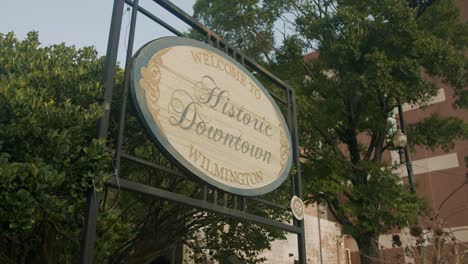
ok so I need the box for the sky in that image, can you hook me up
[0,0,196,63]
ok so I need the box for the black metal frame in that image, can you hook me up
[79,0,306,263]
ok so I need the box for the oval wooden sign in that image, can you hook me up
[131,37,292,196]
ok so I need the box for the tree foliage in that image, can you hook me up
[194,0,467,263]
[0,31,115,263]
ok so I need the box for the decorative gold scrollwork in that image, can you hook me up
[139,48,171,119]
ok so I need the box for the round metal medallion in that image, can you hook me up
[290,195,304,220]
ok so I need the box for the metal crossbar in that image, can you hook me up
[106,177,302,234]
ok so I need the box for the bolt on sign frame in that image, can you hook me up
[79,0,307,263]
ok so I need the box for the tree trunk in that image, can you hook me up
[432,233,442,264]
[356,236,380,264]
[41,223,57,264]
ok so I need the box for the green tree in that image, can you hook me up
[0,31,288,264]
[0,31,121,263]
[193,0,467,263]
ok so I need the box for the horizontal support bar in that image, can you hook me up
[154,0,206,37]
[267,89,287,105]
[120,152,288,210]
[107,177,302,234]
[125,0,183,36]
[250,197,288,210]
[121,152,188,179]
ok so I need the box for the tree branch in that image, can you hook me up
[326,198,355,229]
[364,131,377,161]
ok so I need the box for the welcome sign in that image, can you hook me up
[131,37,292,196]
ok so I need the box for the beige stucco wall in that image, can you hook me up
[260,205,346,264]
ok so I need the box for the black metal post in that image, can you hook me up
[79,0,125,263]
[290,91,307,264]
[79,189,100,264]
[398,148,404,164]
[396,97,416,193]
[98,0,126,138]
[317,204,323,264]
[115,0,139,171]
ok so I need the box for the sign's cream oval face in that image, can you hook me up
[131,37,292,196]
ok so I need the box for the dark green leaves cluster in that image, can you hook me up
[408,114,468,151]
[193,0,279,59]
[188,219,284,264]
[0,31,113,263]
[416,0,468,108]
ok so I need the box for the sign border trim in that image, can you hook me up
[130,36,293,196]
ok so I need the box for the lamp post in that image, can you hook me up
[392,129,407,164]
[393,98,425,263]
[393,98,416,193]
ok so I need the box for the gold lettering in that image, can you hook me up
[213,163,225,180]
[190,146,264,186]
[191,51,203,64]
[203,53,210,66]
[189,145,202,162]
[217,59,225,71]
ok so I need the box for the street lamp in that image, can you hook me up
[392,129,407,149]
[392,129,407,164]
[395,98,416,193]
